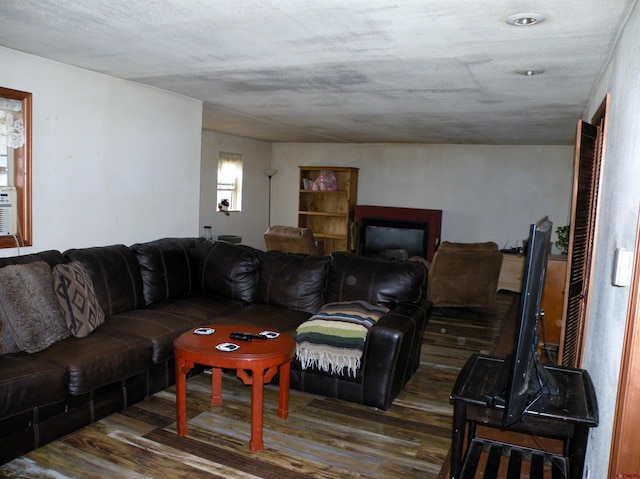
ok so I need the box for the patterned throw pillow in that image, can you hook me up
[53,261,105,337]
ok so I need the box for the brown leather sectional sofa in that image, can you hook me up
[0,237,431,464]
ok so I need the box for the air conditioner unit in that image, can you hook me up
[0,186,17,236]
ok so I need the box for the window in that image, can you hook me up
[217,152,243,212]
[0,87,31,249]
[0,145,9,186]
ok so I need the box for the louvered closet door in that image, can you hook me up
[560,120,601,368]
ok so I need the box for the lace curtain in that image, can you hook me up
[0,98,25,153]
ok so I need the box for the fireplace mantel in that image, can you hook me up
[354,205,442,262]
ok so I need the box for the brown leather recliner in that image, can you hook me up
[427,241,503,309]
[264,225,324,255]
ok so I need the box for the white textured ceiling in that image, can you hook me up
[0,0,635,144]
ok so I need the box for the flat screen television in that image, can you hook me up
[487,216,559,427]
[359,219,429,259]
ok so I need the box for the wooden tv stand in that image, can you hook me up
[450,354,598,479]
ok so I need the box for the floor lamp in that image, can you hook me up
[263,169,278,226]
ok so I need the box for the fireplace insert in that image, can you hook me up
[359,218,429,260]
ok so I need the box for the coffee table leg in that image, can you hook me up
[277,360,291,419]
[175,356,193,437]
[211,367,223,406]
[249,368,265,451]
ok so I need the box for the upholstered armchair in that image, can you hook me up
[427,241,504,309]
[264,225,324,255]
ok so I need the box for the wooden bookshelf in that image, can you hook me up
[298,167,358,254]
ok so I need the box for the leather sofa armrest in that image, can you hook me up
[362,300,431,409]
[363,323,406,410]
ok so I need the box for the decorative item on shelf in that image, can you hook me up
[203,226,213,241]
[218,199,230,216]
[263,169,278,226]
[312,170,338,191]
[555,224,569,254]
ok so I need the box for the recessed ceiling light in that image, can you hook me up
[516,69,545,76]
[506,13,546,26]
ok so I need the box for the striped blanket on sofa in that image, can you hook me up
[295,300,389,377]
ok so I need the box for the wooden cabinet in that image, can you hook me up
[497,253,567,361]
[540,255,567,357]
[298,167,358,254]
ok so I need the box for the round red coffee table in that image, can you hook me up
[174,325,295,451]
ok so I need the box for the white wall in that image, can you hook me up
[579,1,640,477]
[200,130,272,249]
[270,143,573,251]
[0,47,203,256]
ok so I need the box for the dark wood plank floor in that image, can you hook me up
[0,293,514,479]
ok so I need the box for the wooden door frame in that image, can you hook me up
[608,206,640,476]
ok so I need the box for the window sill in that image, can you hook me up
[0,235,29,249]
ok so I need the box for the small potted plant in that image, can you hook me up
[555,225,570,254]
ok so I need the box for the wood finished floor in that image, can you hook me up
[0,293,514,479]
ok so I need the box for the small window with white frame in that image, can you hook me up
[217,152,243,212]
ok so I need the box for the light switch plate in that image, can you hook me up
[613,247,633,287]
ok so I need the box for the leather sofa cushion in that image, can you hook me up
[0,354,68,418]
[0,249,65,269]
[327,252,426,306]
[36,331,151,396]
[131,238,195,305]
[256,251,329,313]
[145,295,245,321]
[190,239,262,302]
[221,303,312,336]
[99,309,203,364]
[64,245,145,316]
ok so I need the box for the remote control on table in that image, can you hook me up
[230,331,268,342]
